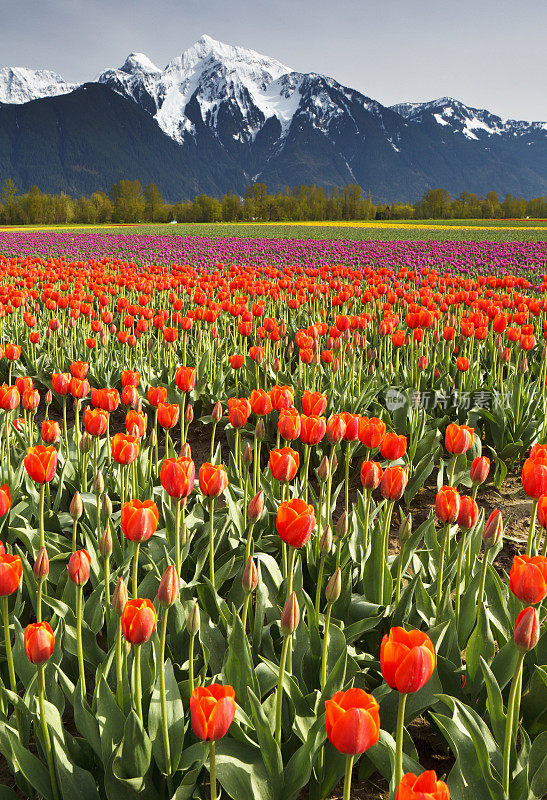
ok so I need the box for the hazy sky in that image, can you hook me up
[1,0,546,121]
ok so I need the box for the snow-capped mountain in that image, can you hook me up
[0,67,77,104]
[98,35,301,143]
[0,36,545,201]
[391,97,547,140]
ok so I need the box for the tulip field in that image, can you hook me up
[0,231,545,800]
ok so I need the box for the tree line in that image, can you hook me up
[0,179,545,225]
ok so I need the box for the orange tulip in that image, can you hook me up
[175,366,196,392]
[269,447,299,482]
[325,688,380,755]
[0,485,10,517]
[270,385,294,411]
[276,499,315,548]
[300,415,326,445]
[302,390,327,416]
[84,407,109,437]
[24,621,55,664]
[190,684,236,741]
[250,389,272,416]
[359,417,386,449]
[157,402,180,429]
[360,460,383,490]
[396,771,450,800]
[24,445,58,484]
[380,466,408,501]
[199,463,228,497]
[121,500,159,542]
[278,408,301,440]
[112,433,139,465]
[509,555,547,604]
[160,457,195,499]
[41,419,61,444]
[0,553,22,595]
[380,627,435,693]
[380,433,407,461]
[435,486,461,524]
[121,598,157,644]
[444,423,474,455]
[228,398,251,428]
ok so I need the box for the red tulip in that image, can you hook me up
[276,499,315,548]
[380,627,435,693]
[325,688,380,755]
[190,684,236,741]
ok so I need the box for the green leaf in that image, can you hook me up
[214,738,275,800]
[148,659,185,774]
[480,657,506,746]
[466,605,495,684]
[529,731,547,799]
[96,676,126,767]
[120,711,152,779]
[247,687,283,795]
[222,614,260,716]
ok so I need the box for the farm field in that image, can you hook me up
[1,219,546,242]
[0,229,545,800]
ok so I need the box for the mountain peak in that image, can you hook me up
[174,34,292,78]
[0,66,77,104]
[120,52,160,75]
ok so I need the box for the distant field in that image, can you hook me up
[1,219,546,241]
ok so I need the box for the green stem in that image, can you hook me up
[342,754,354,800]
[502,652,525,797]
[76,585,86,694]
[175,501,181,579]
[209,497,216,590]
[394,692,407,791]
[132,541,140,598]
[2,596,16,695]
[526,498,538,556]
[454,529,468,632]
[320,603,332,691]
[475,549,489,626]
[104,555,111,627]
[379,500,394,605]
[71,520,78,553]
[209,741,217,800]
[188,633,195,694]
[274,634,290,744]
[116,617,123,711]
[159,610,172,775]
[134,643,142,722]
[241,593,251,631]
[286,546,296,601]
[37,578,43,623]
[39,483,46,549]
[314,555,325,625]
[38,664,60,800]
[394,543,405,606]
[435,524,449,621]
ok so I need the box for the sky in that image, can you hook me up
[1,0,546,121]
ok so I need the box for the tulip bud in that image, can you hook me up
[212,401,222,422]
[148,336,155,351]
[33,547,49,580]
[483,509,503,549]
[243,443,253,466]
[242,556,259,594]
[185,404,194,423]
[520,356,528,373]
[79,433,92,453]
[73,398,81,413]
[325,568,341,604]
[319,525,333,555]
[70,491,83,520]
[398,513,412,546]
[135,396,143,413]
[158,565,179,606]
[514,606,540,652]
[273,357,281,372]
[102,493,113,518]
[45,390,52,406]
[149,428,157,448]
[331,451,338,473]
[317,455,330,484]
[112,577,128,615]
[99,524,113,557]
[186,602,200,635]
[255,419,266,441]
[335,511,348,541]
[94,470,104,495]
[180,442,191,458]
[470,456,490,485]
[247,490,264,521]
[280,591,300,636]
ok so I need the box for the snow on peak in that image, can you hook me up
[0,66,77,104]
[120,53,161,75]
